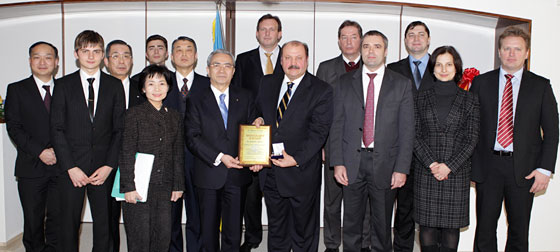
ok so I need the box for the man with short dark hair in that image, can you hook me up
[316,20,372,252]
[104,39,144,252]
[387,20,433,252]
[50,30,125,252]
[471,26,558,252]
[131,34,169,82]
[253,40,333,252]
[233,13,285,252]
[168,36,209,252]
[330,30,414,252]
[5,41,60,252]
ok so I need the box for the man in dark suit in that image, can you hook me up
[167,36,209,252]
[50,30,125,252]
[131,34,169,82]
[233,13,284,252]
[104,39,145,251]
[316,20,372,252]
[252,40,333,252]
[5,41,60,252]
[330,30,414,252]
[471,26,558,252]
[386,20,432,252]
[185,49,255,252]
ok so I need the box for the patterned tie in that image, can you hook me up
[413,60,422,89]
[265,53,274,75]
[42,85,51,113]
[363,73,377,147]
[497,74,514,148]
[219,93,228,129]
[181,78,189,99]
[87,78,95,122]
[276,82,294,127]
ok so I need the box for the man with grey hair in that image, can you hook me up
[252,40,333,251]
[185,49,257,252]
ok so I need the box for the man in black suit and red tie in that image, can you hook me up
[5,41,60,252]
[471,26,559,252]
[330,30,414,252]
[233,13,284,252]
[50,30,125,252]
[104,39,145,252]
[316,20,372,252]
[185,49,256,252]
[386,20,433,252]
[167,36,209,252]
[252,40,333,252]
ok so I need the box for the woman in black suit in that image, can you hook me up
[119,65,185,252]
[413,46,480,252]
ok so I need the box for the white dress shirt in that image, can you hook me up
[33,75,54,100]
[259,46,280,75]
[79,69,101,116]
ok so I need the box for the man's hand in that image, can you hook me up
[221,155,243,169]
[68,167,89,187]
[125,191,142,204]
[89,165,113,185]
[526,170,551,193]
[391,172,407,189]
[430,163,450,181]
[252,117,264,128]
[249,165,264,172]
[171,191,183,202]
[271,150,297,167]
[334,165,349,186]
[39,148,57,165]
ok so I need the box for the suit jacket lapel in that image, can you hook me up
[376,69,394,116]
[68,71,91,123]
[514,70,531,130]
[280,73,311,124]
[351,68,364,107]
[203,86,227,132]
[250,48,264,78]
[227,88,241,138]
[488,70,500,142]
[94,72,111,124]
[24,76,50,115]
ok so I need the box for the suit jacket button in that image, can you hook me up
[157,169,161,172]
[359,128,362,131]
[159,138,162,141]
[357,149,361,152]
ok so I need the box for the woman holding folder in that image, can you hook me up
[119,65,185,252]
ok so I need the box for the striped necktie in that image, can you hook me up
[497,74,514,148]
[276,82,294,127]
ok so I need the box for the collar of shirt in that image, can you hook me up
[210,84,229,109]
[493,66,524,151]
[79,69,101,114]
[33,75,54,99]
[176,70,195,91]
[408,53,429,78]
[277,73,305,108]
[122,77,130,109]
[361,65,385,148]
[259,46,280,75]
[342,54,360,65]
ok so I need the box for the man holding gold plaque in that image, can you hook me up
[253,40,333,252]
[185,49,257,252]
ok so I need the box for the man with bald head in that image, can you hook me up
[253,40,333,251]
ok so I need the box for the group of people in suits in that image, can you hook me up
[3,13,558,252]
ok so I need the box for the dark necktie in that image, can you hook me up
[87,77,95,122]
[345,61,360,72]
[42,85,51,113]
[181,78,189,99]
[413,60,422,89]
[497,74,514,148]
[363,73,377,147]
[276,82,294,127]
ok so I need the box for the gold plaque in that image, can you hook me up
[239,125,271,166]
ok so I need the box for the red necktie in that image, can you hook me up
[42,85,51,113]
[497,74,514,148]
[363,73,377,147]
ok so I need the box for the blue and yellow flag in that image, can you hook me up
[213,9,224,50]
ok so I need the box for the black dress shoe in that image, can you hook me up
[361,248,372,252]
[240,242,259,252]
[324,248,339,252]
